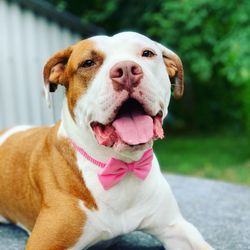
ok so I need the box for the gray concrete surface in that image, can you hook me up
[0,174,250,250]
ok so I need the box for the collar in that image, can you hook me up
[70,139,152,167]
[71,140,106,168]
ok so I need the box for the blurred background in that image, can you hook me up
[0,0,249,185]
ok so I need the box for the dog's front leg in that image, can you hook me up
[149,217,214,250]
[25,198,86,250]
[141,177,214,250]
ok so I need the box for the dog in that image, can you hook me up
[0,32,214,250]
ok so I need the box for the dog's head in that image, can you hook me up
[44,32,184,152]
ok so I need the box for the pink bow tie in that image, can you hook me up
[71,140,153,190]
[98,149,153,190]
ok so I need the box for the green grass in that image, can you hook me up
[153,134,250,185]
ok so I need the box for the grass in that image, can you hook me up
[153,134,250,186]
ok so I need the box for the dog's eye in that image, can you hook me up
[79,59,95,68]
[142,50,156,58]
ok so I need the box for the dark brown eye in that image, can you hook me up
[142,50,155,58]
[80,59,95,68]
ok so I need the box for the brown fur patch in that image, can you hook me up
[55,137,97,210]
[163,52,184,99]
[65,40,105,118]
[0,123,97,248]
[43,39,105,119]
[0,127,44,229]
[26,195,86,250]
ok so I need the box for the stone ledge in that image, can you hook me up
[1,174,250,250]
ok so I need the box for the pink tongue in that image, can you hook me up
[113,111,154,145]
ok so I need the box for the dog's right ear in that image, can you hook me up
[43,47,72,92]
[43,47,72,107]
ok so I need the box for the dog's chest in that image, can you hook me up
[76,152,160,239]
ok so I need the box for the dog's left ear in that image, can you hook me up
[157,43,184,99]
[43,47,72,107]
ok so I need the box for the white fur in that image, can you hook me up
[0,126,33,145]
[59,32,214,249]
[17,223,31,235]
[74,32,171,153]
[0,215,9,223]
[43,84,52,108]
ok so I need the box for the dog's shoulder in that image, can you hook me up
[0,123,58,151]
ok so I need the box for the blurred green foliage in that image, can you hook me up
[48,0,250,133]
[154,134,250,185]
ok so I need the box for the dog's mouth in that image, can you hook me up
[91,98,164,148]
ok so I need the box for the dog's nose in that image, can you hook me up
[110,61,143,91]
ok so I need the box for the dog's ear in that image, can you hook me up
[157,43,184,99]
[43,47,72,91]
[43,47,72,107]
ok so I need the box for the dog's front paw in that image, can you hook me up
[197,241,215,250]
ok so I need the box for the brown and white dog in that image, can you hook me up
[0,32,214,250]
